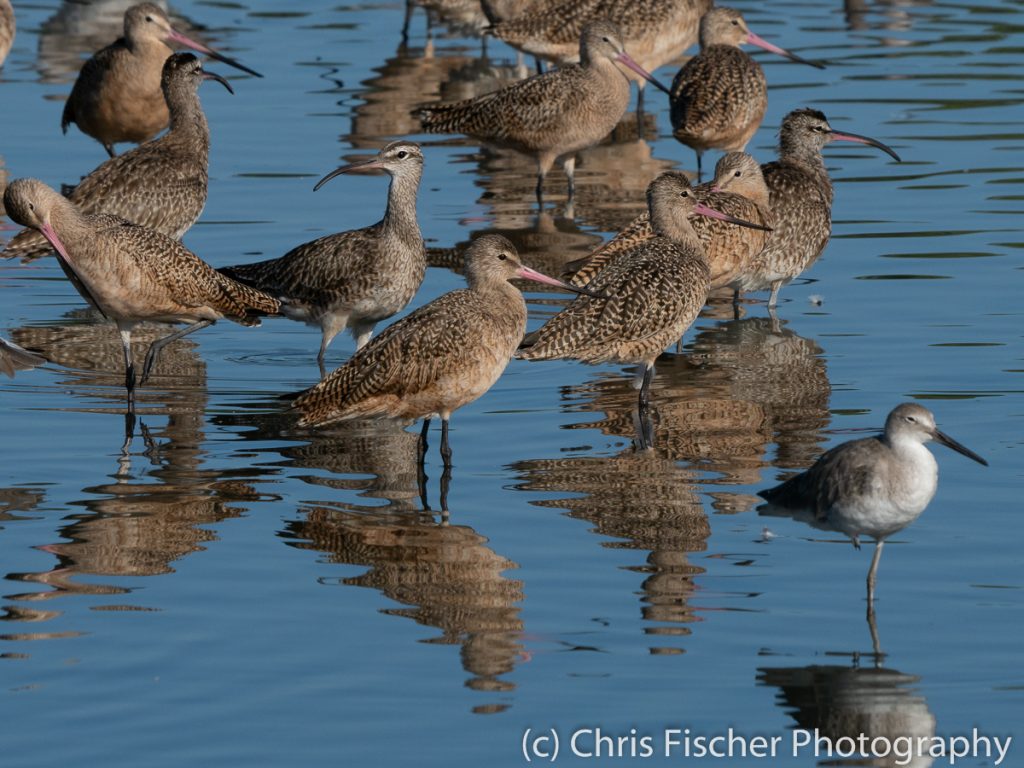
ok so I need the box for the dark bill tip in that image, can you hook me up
[202,70,234,94]
[935,429,988,467]
[829,130,902,162]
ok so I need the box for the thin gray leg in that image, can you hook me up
[141,320,212,386]
[440,418,452,468]
[118,324,136,411]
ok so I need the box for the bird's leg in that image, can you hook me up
[732,289,742,320]
[417,419,431,511]
[866,540,884,608]
[638,364,655,411]
[632,405,654,451]
[768,280,782,309]
[867,600,883,660]
[695,151,704,183]
[534,57,545,75]
[535,172,546,210]
[104,143,117,159]
[440,418,452,468]
[141,320,211,386]
[561,155,577,208]
[120,410,136,461]
[635,84,645,137]
[118,324,136,412]
[439,461,451,516]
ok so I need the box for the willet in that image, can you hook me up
[567,152,773,299]
[735,108,901,308]
[294,234,591,466]
[415,19,670,205]
[518,171,767,413]
[4,53,230,263]
[2,178,279,409]
[220,141,426,375]
[670,7,824,180]
[61,2,260,157]
[758,403,987,608]
[0,0,14,68]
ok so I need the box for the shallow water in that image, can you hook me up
[1,1,1022,766]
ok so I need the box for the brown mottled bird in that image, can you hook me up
[5,54,230,263]
[670,7,824,180]
[294,234,591,466]
[2,179,279,409]
[735,108,902,308]
[568,152,773,300]
[415,19,670,205]
[61,2,260,157]
[0,0,14,68]
[220,141,426,374]
[519,171,768,410]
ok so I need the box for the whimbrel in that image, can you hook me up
[2,179,279,409]
[519,172,767,412]
[62,2,260,157]
[734,108,901,308]
[0,0,14,68]
[5,54,230,263]
[758,403,986,608]
[488,0,711,114]
[568,152,773,298]
[670,7,824,180]
[294,234,591,467]
[220,141,427,374]
[415,19,670,205]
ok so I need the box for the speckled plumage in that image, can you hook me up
[569,153,772,291]
[220,141,426,369]
[3,178,278,405]
[61,3,259,157]
[294,236,544,462]
[0,0,15,68]
[415,20,658,202]
[5,54,224,263]
[519,173,712,408]
[735,108,900,306]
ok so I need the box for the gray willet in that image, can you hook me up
[415,20,670,206]
[758,403,987,611]
[736,108,901,308]
[670,7,824,180]
[3,179,279,410]
[5,54,230,262]
[62,2,260,157]
[220,141,427,375]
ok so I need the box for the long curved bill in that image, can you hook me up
[517,265,607,298]
[201,70,234,95]
[693,203,773,232]
[616,52,672,95]
[934,429,988,466]
[38,222,74,264]
[166,28,263,78]
[829,130,902,162]
[313,156,385,191]
[747,31,825,70]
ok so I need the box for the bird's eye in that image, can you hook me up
[498,253,507,261]
[602,36,610,43]
[145,15,153,22]
[731,19,739,25]
[734,170,741,177]
[679,189,690,198]
[905,416,916,423]
[397,150,408,159]
[28,202,34,211]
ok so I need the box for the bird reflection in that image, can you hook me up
[843,0,932,40]
[284,503,525,710]
[759,659,936,767]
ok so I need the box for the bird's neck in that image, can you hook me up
[382,171,423,244]
[651,209,703,254]
[166,88,210,146]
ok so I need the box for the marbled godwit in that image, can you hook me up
[568,152,773,299]
[219,141,426,374]
[4,53,230,263]
[735,108,901,308]
[519,172,767,412]
[0,0,14,68]
[294,235,590,466]
[670,7,824,180]
[414,19,670,205]
[2,179,279,409]
[62,2,260,157]
[488,0,711,113]
[0,337,45,378]
[758,403,986,608]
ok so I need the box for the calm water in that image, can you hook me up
[1,1,1022,766]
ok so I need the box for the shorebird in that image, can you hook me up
[568,152,773,299]
[735,108,901,308]
[415,19,670,205]
[4,53,230,263]
[670,7,824,180]
[294,234,592,466]
[518,172,767,413]
[61,2,260,157]
[487,0,711,114]
[2,178,279,409]
[0,0,14,68]
[220,141,426,374]
[758,403,987,607]
[0,337,45,378]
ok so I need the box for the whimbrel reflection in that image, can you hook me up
[284,504,525,711]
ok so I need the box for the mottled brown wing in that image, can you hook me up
[294,289,484,422]
[752,161,831,278]
[691,192,770,287]
[567,213,653,286]
[490,0,603,47]
[670,48,766,143]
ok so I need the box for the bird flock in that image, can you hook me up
[0,1,989,608]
